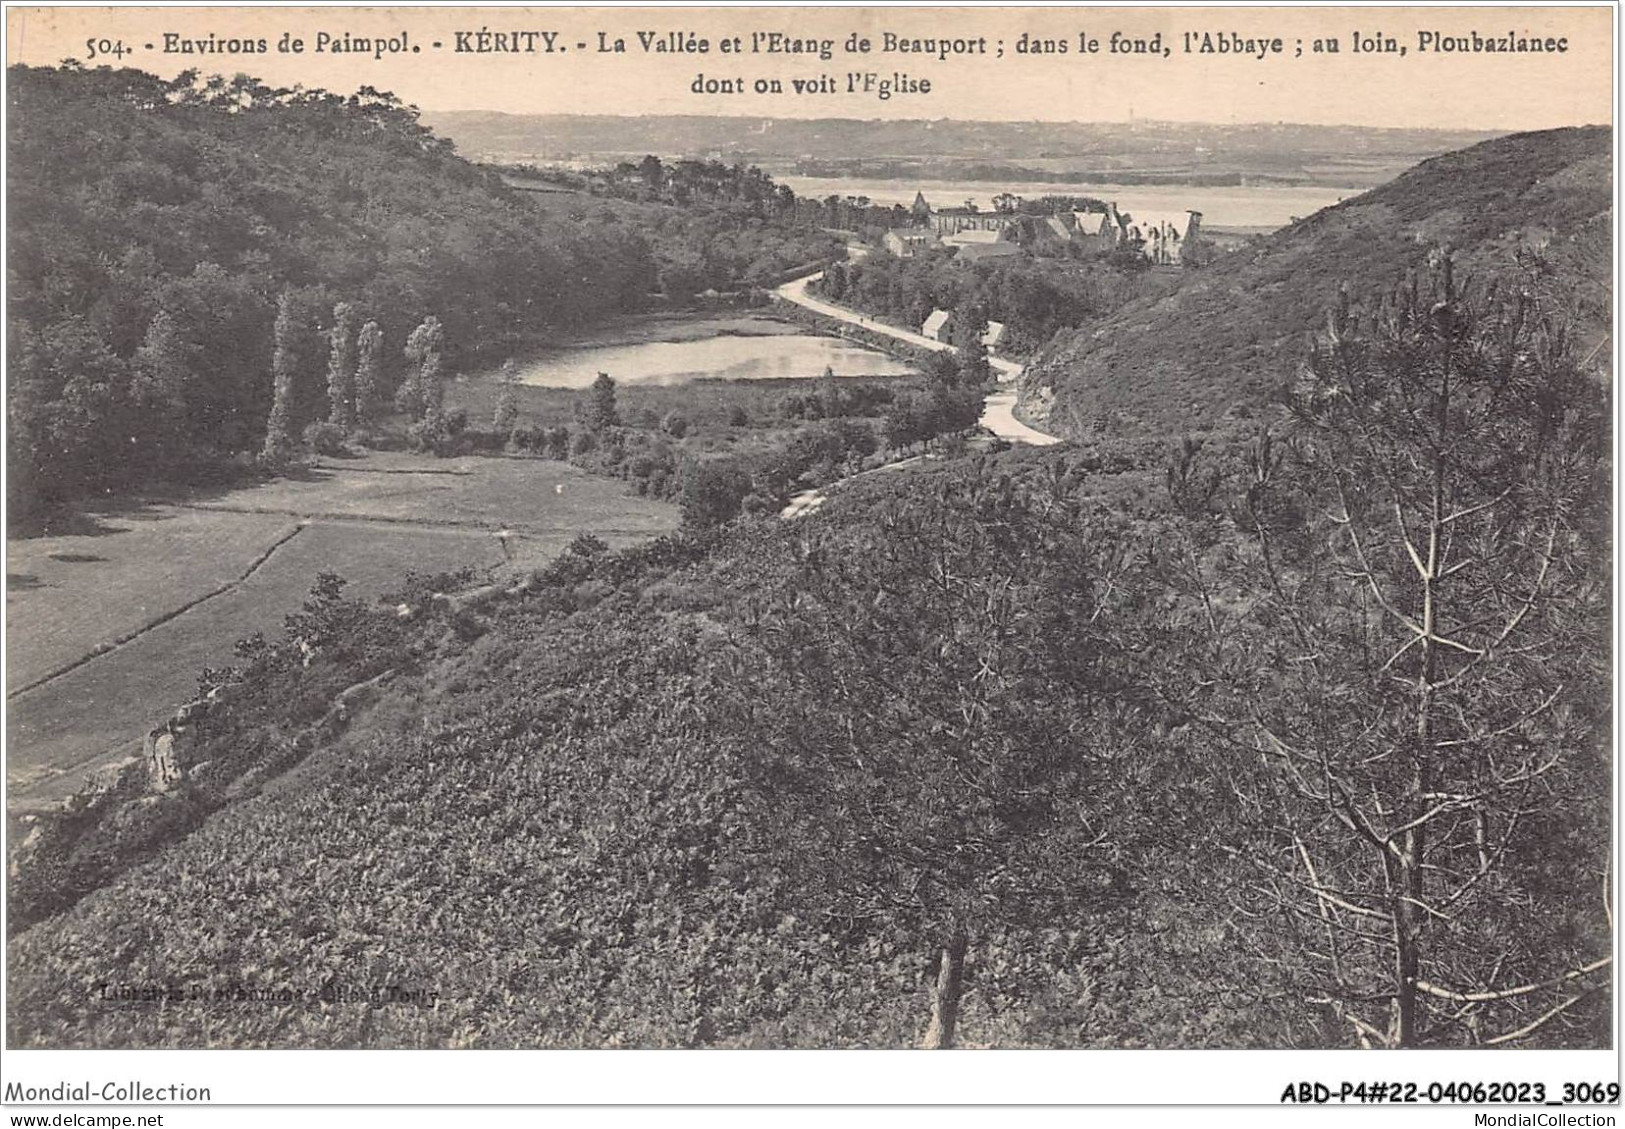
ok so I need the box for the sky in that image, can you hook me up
[5,5,1614,131]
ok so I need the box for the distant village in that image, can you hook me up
[884,191,1204,267]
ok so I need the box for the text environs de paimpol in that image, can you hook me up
[162,31,414,59]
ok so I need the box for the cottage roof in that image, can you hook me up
[982,321,1007,348]
[921,309,952,338]
[1126,211,1196,239]
[1072,211,1112,236]
[954,242,1022,262]
[942,229,1004,245]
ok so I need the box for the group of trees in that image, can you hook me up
[992,193,1111,216]
[818,253,1167,355]
[253,297,447,461]
[575,155,914,237]
[538,354,986,529]
[511,158,857,298]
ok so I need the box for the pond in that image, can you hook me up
[514,333,916,389]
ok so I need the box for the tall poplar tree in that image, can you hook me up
[353,320,383,429]
[405,316,445,423]
[260,292,297,464]
[326,302,357,428]
[129,309,192,466]
[493,358,520,437]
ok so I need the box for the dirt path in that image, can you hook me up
[774,265,1060,520]
[980,391,1061,446]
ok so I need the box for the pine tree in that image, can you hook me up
[1163,260,1611,1047]
[353,321,382,429]
[260,293,297,464]
[733,470,1146,1047]
[326,302,357,428]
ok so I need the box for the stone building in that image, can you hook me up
[883,228,940,258]
[942,229,1021,265]
[913,192,1020,236]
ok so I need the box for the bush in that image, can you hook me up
[726,405,750,428]
[741,492,778,516]
[679,456,753,529]
[407,417,452,456]
[301,422,349,456]
[509,424,543,453]
[662,411,690,439]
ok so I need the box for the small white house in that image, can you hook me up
[1124,210,1205,265]
[981,321,1007,353]
[921,309,952,342]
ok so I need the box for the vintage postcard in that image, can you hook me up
[1,3,1616,1120]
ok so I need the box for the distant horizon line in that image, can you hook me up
[415,108,1526,135]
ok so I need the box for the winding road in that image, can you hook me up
[774,269,1060,447]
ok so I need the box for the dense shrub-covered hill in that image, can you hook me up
[1021,126,1612,438]
[9,407,1610,1047]
[6,470,1278,1049]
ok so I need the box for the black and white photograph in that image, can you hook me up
[1,2,1617,1118]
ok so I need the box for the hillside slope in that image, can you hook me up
[1021,126,1612,439]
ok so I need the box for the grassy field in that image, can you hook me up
[6,452,677,807]
[175,453,675,537]
[6,507,294,693]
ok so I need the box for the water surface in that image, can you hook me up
[516,334,916,388]
[777,176,1360,229]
